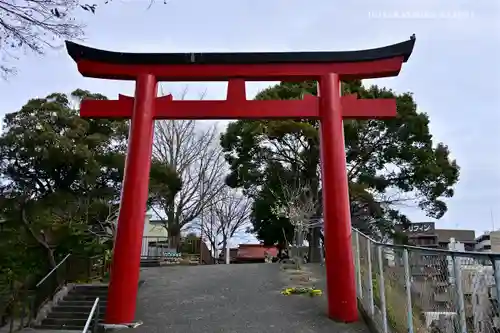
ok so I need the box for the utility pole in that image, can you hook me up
[199,223,204,265]
[491,208,496,231]
[199,172,205,265]
[225,236,230,264]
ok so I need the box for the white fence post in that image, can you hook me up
[367,240,375,316]
[354,231,363,298]
[403,249,414,333]
[377,245,388,333]
[452,255,467,333]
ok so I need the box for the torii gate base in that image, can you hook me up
[66,36,415,325]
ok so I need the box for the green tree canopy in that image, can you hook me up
[220,80,459,249]
[0,89,180,281]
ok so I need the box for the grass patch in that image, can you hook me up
[370,271,429,333]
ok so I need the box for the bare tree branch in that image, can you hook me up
[0,0,86,77]
[196,207,222,262]
[270,176,319,267]
[190,188,251,263]
[86,201,119,244]
[216,188,251,242]
[270,176,318,229]
[150,88,226,248]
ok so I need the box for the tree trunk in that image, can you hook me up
[167,224,181,251]
[47,248,57,268]
[222,237,230,264]
[292,229,301,269]
[212,243,217,264]
[20,206,58,269]
[308,228,322,263]
[303,137,321,263]
[319,231,325,260]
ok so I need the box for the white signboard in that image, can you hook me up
[402,223,435,233]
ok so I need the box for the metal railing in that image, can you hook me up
[31,254,72,319]
[353,228,500,333]
[68,255,108,282]
[1,253,108,333]
[141,236,169,258]
[0,254,71,333]
[0,281,32,333]
[82,298,100,333]
[141,236,214,264]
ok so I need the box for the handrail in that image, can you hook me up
[352,227,500,333]
[35,253,71,288]
[82,297,100,333]
[1,253,72,332]
[353,227,500,259]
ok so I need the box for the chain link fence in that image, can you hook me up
[353,228,500,333]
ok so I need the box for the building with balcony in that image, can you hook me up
[397,224,476,312]
[476,231,500,253]
[141,213,169,258]
[398,222,476,250]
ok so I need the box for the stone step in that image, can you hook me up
[41,317,100,327]
[40,318,102,328]
[34,323,88,330]
[21,326,82,333]
[140,261,161,267]
[32,282,145,331]
[72,285,108,291]
[64,294,107,301]
[47,311,105,320]
[67,293,108,300]
[51,304,107,313]
[70,288,108,294]
[57,300,107,307]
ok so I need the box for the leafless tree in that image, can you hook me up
[214,188,251,264]
[86,202,119,244]
[193,188,251,264]
[0,0,177,77]
[0,0,87,78]
[271,177,319,267]
[150,88,226,250]
[197,206,222,264]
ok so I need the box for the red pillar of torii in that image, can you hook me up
[65,36,415,325]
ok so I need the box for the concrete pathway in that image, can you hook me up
[134,264,370,333]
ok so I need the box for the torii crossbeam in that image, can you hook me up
[66,35,415,326]
[80,85,397,120]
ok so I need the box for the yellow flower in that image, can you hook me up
[310,289,322,296]
[281,287,322,296]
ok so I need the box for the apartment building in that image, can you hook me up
[399,222,476,250]
[475,231,500,253]
[396,223,476,314]
[393,224,500,332]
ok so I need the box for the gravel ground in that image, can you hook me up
[134,263,370,333]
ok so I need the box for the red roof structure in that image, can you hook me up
[236,244,278,261]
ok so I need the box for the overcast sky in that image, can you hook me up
[0,0,498,241]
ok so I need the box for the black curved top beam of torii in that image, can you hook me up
[66,35,415,65]
[64,35,416,81]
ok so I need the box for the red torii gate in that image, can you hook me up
[65,36,415,325]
